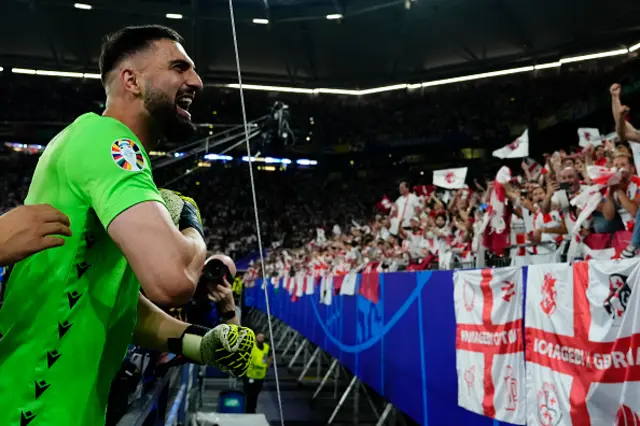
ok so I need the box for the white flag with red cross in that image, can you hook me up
[454,267,526,424]
[526,259,640,426]
[493,129,529,159]
[433,167,467,189]
[578,128,602,147]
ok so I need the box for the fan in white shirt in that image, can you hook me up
[391,181,421,233]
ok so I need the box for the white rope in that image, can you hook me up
[226,1,286,424]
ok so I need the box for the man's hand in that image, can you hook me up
[208,278,235,313]
[0,204,72,266]
[200,324,255,377]
[610,83,622,98]
[528,229,542,244]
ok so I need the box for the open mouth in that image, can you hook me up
[176,95,193,120]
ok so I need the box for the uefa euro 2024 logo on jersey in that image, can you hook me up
[111,138,146,171]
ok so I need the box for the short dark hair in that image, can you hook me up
[99,25,184,84]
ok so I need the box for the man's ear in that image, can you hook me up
[120,67,142,96]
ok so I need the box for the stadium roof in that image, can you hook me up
[2,0,640,88]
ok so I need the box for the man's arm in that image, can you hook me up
[0,205,72,266]
[611,83,640,142]
[540,223,567,236]
[108,203,207,306]
[602,191,618,221]
[134,292,190,354]
[615,189,639,219]
[135,293,255,377]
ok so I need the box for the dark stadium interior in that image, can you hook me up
[2,0,640,425]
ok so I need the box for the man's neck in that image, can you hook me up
[103,103,158,152]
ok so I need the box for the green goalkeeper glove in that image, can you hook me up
[169,324,255,377]
[159,188,204,239]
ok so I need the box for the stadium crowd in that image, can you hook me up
[243,81,640,286]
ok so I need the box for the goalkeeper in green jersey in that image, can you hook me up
[0,25,254,426]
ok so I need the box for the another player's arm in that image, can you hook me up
[0,205,72,266]
[108,204,206,305]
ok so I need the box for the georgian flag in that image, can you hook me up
[433,167,468,189]
[526,260,640,425]
[578,128,602,147]
[482,166,512,256]
[569,166,623,235]
[454,267,526,424]
[493,129,529,159]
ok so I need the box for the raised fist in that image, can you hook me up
[610,83,622,98]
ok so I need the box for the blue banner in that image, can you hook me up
[245,271,517,426]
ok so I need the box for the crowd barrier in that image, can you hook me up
[245,271,514,426]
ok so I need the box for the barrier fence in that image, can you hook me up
[247,258,640,426]
[245,271,514,426]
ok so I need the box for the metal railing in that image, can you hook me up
[116,364,197,426]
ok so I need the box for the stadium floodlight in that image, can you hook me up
[359,84,408,95]
[0,67,3,72]
[226,83,314,94]
[12,68,36,75]
[166,13,183,19]
[326,14,343,20]
[12,68,87,78]
[203,153,232,161]
[313,88,360,96]
[74,3,92,10]
[296,159,318,166]
[630,42,640,53]
[418,66,535,88]
[560,48,629,64]
[534,62,562,70]
[253,18,269,25]
[36,70,85,78]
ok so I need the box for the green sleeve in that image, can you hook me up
[65,116,165,229]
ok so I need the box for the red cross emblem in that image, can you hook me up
[527,262,640,425]
[584,132,591,141]
[445,171,456,184]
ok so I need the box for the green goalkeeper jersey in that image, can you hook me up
[0,113,164,426]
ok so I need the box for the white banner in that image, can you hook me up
[454,267,526,424]
[525,260,640,425]
[320,275,333,306]
[339,271,358,296]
